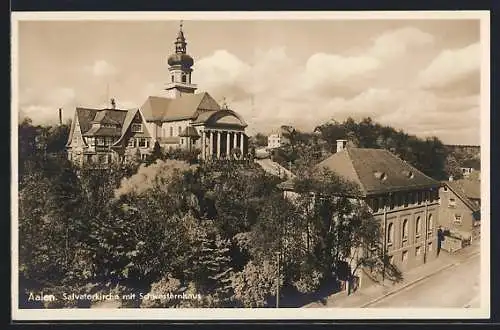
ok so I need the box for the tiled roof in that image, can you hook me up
[66,107,149,146]
[179,126,200,137]
[314,147,440,196]
[140,92,221,122]
[444,179,480,212]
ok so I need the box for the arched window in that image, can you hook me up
[415,216,421,237]
[372,198,379,212]
[387,223,394,245]
[402,219,409,240]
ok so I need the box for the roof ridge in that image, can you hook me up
[445,181,478,212]
[345,148,366,194]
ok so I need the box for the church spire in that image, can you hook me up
[175,20,187,54]
[164,21,197,98]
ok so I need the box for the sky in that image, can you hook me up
[16,16,482,145]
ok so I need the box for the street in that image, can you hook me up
[367,252,480,308]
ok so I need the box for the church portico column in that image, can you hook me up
[217,131,221,159]
[240,132,244,155]
[209,130,214,159]
[226,131,231,157]
[233,132,238,152]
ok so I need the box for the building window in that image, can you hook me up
[387,223,394,246]
[97,137,105,146]
[389,194,396,210]
[443,186,448,192]
[141,154,147,161]
[449,198,457,208]
[171,75,174,82]
[402,219,409,241]
[454,214,462,224]
[131,123,143,133]
[138,138,147,148]
[415,216,421,237]
[170,127,173,137]
[402,250,408,263]
[372,197,379,212]
[182,74,187,83]
[178,126,181,135]
[128,138,135,147]
[415,246,421,256]
[428,214,434,234]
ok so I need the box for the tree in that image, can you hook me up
[251,133,268,148]
[231,259,283,307]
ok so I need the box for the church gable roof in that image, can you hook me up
[315,148,440,196]
[140,92,221,122]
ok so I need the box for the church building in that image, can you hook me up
[66,22,248,166]
[140,22,249,160]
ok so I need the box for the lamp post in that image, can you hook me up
[276,251,280,308]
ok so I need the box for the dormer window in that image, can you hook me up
[131,123,143,133]
[402,170,414,179]
[374,171,387,181]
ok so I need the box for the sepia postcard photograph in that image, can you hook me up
[11,11,490,321]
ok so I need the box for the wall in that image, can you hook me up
[438,186,476,240]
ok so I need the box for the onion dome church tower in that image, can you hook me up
[163,21,198,99]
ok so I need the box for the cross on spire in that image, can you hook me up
[180,20,183,31]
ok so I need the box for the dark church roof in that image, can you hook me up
[140,92,221,122]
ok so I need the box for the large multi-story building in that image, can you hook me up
[66,103,153,166]
[279,139,441,288]
[140,23,248,160]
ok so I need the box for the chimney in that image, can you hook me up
[336,139,347,153]
[58,108,62,125]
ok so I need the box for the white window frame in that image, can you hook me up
[131,123,143,133]
[454,214,462,224]
[138,138,147,148]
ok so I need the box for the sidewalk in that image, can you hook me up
[305,241,480,308]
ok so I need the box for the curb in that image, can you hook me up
[360,251,480,308]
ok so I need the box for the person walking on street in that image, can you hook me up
[437,226,445,256]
